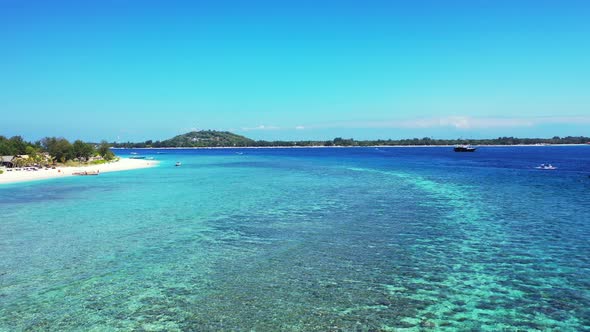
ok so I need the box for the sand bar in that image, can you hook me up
[0,158,158,185]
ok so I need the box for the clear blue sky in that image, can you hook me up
[1,0,589,141]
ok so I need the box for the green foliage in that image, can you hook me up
[72,140,95,161]
[9,136,27,154]
[89,159,108,165]
[332,137,355,146]
[0,169,3,175]
[25,146,37,157]
[41,137,73,163]
[0,136,10,155]
[98,141,115,161]
[0,135,31,155]
[0,135,116,165]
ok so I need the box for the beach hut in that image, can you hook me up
[1,156,15,168]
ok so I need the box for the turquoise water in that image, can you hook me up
[1,146,589,331]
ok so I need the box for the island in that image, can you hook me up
[110,130,590,148]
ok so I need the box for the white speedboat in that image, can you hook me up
[454,145,477,152]
[175,162,182,167]
[535,164,557,170]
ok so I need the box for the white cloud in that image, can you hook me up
[396,116,536,129]
[234,115,590,132]
[304,115,590,130]
[240,124,281,131]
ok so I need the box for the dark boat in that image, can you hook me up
[454,145,477,152]
[73,170,100,176]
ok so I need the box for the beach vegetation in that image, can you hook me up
[0,135,30,155]
[89,159,109,165]
[72,140,94,162]
[41,137,74,163]
[9,136,27,154]
[0,135,116,167]
[25,146,38,158]
[98,141,115,161]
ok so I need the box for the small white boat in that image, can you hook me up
[535,164,557,170]
[175,162,182,167]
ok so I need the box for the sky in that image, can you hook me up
[1,0,589,142]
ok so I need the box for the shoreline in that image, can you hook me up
[0,158,158,185]
[112,144,590,150]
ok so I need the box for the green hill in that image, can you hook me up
[159,130,255,147]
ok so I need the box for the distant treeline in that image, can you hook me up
[0,135,115,164]
[110,131,590,148]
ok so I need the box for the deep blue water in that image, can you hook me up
[1,146,589,331]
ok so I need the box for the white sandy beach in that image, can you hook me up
[0,158,157,185]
